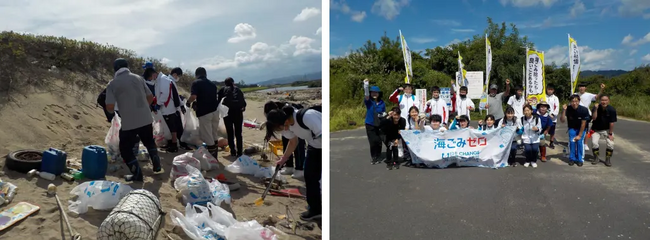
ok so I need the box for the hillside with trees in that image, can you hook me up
[330,18,650,131]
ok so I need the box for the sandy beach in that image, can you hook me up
[0,84,322,240]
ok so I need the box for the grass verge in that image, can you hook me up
[241,86,268,93]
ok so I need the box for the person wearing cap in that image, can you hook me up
[363,79,387,165]
[424,86,449,126]
[536,101,553,162]
[142,61,154,70]
[589,95,617,167]
[545,85,560,148]
[388,83,420,121]
[484,79,511,123]
[186,67,220,154]
[560,94,590,167]
[575,82,606,151]
[104,58,163,182]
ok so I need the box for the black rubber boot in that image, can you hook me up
[592,148,600,165]
[605,149,613,167]
[166,142,179,153]
[149,148,162,173]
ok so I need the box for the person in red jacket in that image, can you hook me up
[388,83,420,121]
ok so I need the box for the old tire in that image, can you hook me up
[5,150,43,173]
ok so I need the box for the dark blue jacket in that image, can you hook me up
[538,112,553,132]
[364,98,386,126]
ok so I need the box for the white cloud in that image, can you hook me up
[0,0,321,83]
[371,0,410,20]
[293,7,321,22]
[642,54,650,61]
[452,29,475,33]
[519,16,575,29]
[331,0,367,22]
[499,0,558,8]
[570,0,586,17]
[544,45,626,70]
[315,27,322,35]
[227,23,257,43]
[445,39,465,46]
[290,36,322,56]
[431,19,461,27]
[161,58,172,64]
[618,0,650,17]
[630,49,638,56]
[621,32,650,46]
[411,37,437,44]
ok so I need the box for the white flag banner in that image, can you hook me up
[569,34,580,94]
[526,50,546,105]
[485,35,492,91]
[401,127,516,169]
[400,30,413,84]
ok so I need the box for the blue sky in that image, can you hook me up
[0,0,322,84]
[330,0,650,70]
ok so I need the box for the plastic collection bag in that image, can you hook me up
[170,203,282,240]
[193,146,219,171]
[104,115,122,156]
[397,142,404,158]
[153,112,172,147]
[181,110,203,146]
[225,155,260,175]
[173,165,231,206]
[170,152,201,180]
[218,97,229,119]
[68,181,133,215]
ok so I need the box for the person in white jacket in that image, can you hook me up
[519,104,542,168]
[507,86,526,119]
[424,86,449,126]
[146,68,181,153]
[388,84,419,120]
[455,86,475,120]
[545,85,560,149]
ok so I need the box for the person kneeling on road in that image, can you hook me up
[265,105,322,222]
[105,58,162,182]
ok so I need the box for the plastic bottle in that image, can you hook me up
[4,183,17,203]
[40,172,56,181]
[73,171,84,180]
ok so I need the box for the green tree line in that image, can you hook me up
[330,18,650,131]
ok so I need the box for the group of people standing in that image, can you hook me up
[100,58,247,181]
[362,77,617,169]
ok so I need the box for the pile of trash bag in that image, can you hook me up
[170,203,287,240]
[225,155,286,182]
[68,181,133,215]
[174,165,231,206]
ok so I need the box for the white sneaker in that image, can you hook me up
[584,144,590,151]
[531,163,538,168]
[292,170,304,179]
[523,162,530,167]
[280,167,294,175]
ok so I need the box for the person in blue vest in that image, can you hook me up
[363,79,387,165]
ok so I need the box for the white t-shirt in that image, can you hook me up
[546,94,560,123]
[578,92,597,115]
[507,96,526,119]
[282,109,322,149]
[455,97,475,120]
[426,98,449,124]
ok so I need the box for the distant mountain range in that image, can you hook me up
[580,70,628,78]
[256,72,322,86]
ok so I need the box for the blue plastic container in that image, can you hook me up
[81,145,108,180]
[41,148,67,175]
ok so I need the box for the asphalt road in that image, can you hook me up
[330,118,650,240]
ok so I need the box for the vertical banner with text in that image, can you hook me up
[399,30,413,84]
[526,50,546,106]
[569,34,581,94]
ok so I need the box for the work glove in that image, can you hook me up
[180,106,187,114]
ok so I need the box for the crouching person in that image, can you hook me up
[380,107,406,170]
[590,95,617,166]
[105,58,162,181]
[266,105,322,221]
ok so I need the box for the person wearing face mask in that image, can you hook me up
[455,86,475,121]
[484,79,511,123]
[145,67,185,153]
[389,83,420,120]
[424,86,449,126]
[507,86,526,119]
[363,79,387,165]
[168,67,191,150]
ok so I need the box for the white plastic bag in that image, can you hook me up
[170,152,201,180]
[170,204,227,240]
[193,146,219,171]
[397,142,404,158]
[226,221,278,240]
[218,97,229,119]
[206,202,237,227]
[181,110,203,146]
[68,181,133,215]
[104,115,121,156]
[153,112,172,147]
[174,165,231,206]
[225,155,260,175]
[254,165,286,183]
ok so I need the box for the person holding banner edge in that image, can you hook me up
[363,79,388,165]
[560,94,590,167]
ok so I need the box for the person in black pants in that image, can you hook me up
[263,101,306,178]
[218,77,247,156]
[379,107,406,170]
[362,79,387,165]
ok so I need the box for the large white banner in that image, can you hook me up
[455,71,484,99]
[401,127,516,169]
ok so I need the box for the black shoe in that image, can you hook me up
[394,162,400,169]
[371,157,380,165]
[549,142,555,149]
[568,161,575,166]
[387,161,393,170]
[179,142,192,150]
[300,211,321,221]
[124,174,143,182]
[605,157,612,167]
[577,162,583,167]
[166,144,179,153]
